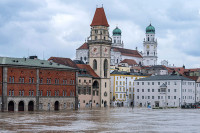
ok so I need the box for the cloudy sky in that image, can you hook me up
[0,0,200,68]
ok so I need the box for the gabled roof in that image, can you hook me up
[77,43,89,50]
[0,57,76,70]
[120,59,138,66]
[48,57,78,68]
[112,47,142,58]
[135,75,194,81]
[90,7,109,27]
[160,83,167,88]
[76,64,99,78]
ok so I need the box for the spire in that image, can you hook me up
[90,7,109,27]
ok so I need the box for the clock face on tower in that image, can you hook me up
[103,46,109,57]
[90,46,99,57]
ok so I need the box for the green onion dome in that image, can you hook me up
[113,26,121,36]
[146,23,155,34]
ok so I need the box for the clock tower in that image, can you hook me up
[88,7,112,107]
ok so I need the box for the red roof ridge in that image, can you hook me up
[48,57,78,68]
[90,7,109,27]
[77,43,88,50]
[120,59,138,65]
[76,64,99,78]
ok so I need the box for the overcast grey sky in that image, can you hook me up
[0,0,200,68]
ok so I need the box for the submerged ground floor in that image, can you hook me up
[1,96,75,112]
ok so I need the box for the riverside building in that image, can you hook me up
[134,75,195,108]
[0,56,78,112]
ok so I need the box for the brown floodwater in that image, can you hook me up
[0,107,200,132]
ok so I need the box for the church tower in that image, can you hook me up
[142,23,157,66]
[88,7,112,107]
[112,26,124,48]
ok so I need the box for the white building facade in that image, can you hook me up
[134,75,195,108]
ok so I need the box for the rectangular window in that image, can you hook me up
[152,82,154,85]
[142,82,144,85]
[168,89,170,92]
[47,91,48,96]
[32,78,34,83]
[29,91,31,96]
[174,96,176,99]
[55,91,57,96]
[137,89,139,92]
[148,89,150,92]
[137,82,139,85]
[19,91,21,96]
[41,78,43,84]
[137,96,139,99]
[22,78,24,83]
[9,77,11,83]
[32,91,34,96]
[41,90,43,96]
[142,96,144,99]
[116,94,118,98]
[29,78,31,83]
[22,90,24,96]
[168,96,170,99]
[57,91,59,96]
[152,96,154,99]
[47,79,49,84]
[158,82,160,85]
[9,90,11,96]
[12,90,14,96]
[148,96,150,99]
[12,77,14,83]
[152,89,154,92]
[158,89,160,92]
[174,89,176,92]
[158,96,160,99]
[120,94,122,98]
[89,80,91,83]
[148,82,150,85]
[142,89,144,92]
[89,87,91,95]
[116,81,118,85]
[96,91,99,96]
[129,94,131,99]
[93,90,95,96]
[129,88,131,92]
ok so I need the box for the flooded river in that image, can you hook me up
[0,108,200,132]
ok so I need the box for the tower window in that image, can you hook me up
[148,37,149,41]
[93,59,97,70]
[114,40,116,43]
[104,59,108,77]
[147,51,149,56]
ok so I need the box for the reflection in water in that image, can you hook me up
[0,108,200,132]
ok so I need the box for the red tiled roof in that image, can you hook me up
[112,47,142,58]
[90,8,109,27]
[120,59,138,66]
[184,76,199,81]
[48,57,78,68]
[76,64,99,78]
[77,43,89,50]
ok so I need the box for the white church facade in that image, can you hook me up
[76,22,158,67]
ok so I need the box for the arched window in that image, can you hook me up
[148,37,149,41]
[84,57,86,61]
[104,59,108,77]
[147,51,149,56]
[80,57,83,61]
[93,59,97,70]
